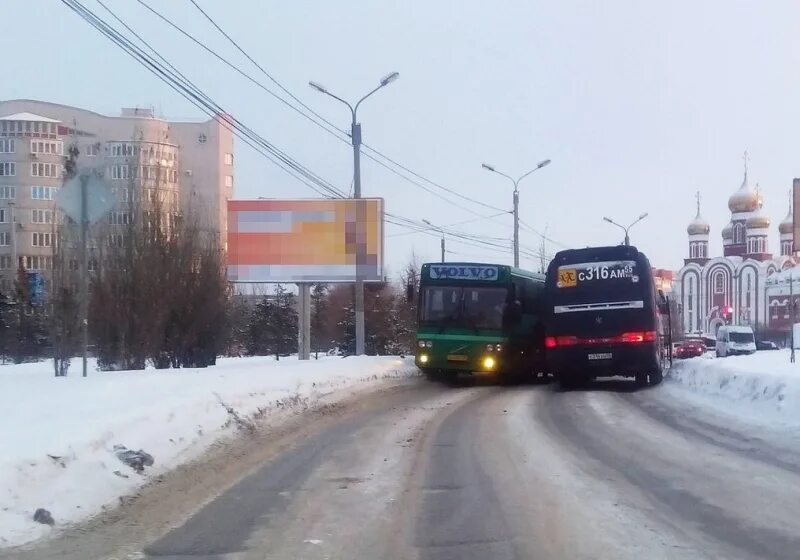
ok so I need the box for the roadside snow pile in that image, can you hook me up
[0,355,416,547]
[668,350,800,424]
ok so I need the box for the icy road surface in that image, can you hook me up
[8,373,800,560]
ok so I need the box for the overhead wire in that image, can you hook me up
[65,0,346,200]
[179,0,509,216]
[68,0,558,261]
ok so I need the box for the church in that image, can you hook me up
[674,157,796,337]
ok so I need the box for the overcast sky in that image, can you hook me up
[7,0,800,277]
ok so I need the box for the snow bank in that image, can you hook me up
[667,350,800,425]
[0,355,416,547]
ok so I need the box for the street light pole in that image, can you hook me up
[481,159,551,267]
[602,213,649,246]
[423,219,445,262]
[791,270,795,363]
[309,72,399,356]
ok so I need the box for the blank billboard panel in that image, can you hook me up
[227,198,384,282]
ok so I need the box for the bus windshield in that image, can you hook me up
[420,286,508,330]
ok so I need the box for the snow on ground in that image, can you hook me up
[0,355,416,548]
[667,349,800,426]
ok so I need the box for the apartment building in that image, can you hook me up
[0,100,234,292]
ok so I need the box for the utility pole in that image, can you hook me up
[789,268,795,363]
[423,219,445,262]
[309,72,399,355]
[8,202,16,273]
[80,175,88,377]
[481,160,551,267]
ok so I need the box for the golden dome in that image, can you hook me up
[721,221,733,239]
[728,175,760,213]
[780,207,793,235]
[746,208,770,229]
[687,215,709,235]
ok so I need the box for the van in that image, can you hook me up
[715,326,756,357]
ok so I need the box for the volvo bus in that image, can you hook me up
[414,262,546,381]
[544,245,669,387]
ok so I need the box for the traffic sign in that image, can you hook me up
[57,170,116,225]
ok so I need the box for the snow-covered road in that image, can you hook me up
[0,355,417,548]
[7,352,800,559]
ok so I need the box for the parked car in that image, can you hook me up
[756,340,779,351]
[675,340,705,359]
[716,325,756,357]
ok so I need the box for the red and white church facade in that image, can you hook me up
[675,164,796,336]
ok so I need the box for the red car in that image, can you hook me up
[675,340,705,359]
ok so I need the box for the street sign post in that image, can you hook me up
[56,170,115,377]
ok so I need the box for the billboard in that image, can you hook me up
[227,198,384,283]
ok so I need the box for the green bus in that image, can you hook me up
[413,262,547,380]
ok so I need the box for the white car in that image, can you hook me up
[715,325,756,357]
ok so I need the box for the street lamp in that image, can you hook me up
[423,219,445,263]
[481,159,551,267]
[602,213,648,246]
[309,72,399,356]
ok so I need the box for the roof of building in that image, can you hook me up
[780,204,793,234]
[687,192,710,235]
[0,112,60,123]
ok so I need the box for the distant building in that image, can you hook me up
[674,154,797,337]
[0,99,234,291]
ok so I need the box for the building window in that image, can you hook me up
[108,211,130,226]
[0,255,10,269]
[110,143,137,157]
[746,274,752,309]
[714,272,725,294]
[0,186,15,199]
[224,152,233,165]
[32,232,54,247]
[30,140,63,155]
[733,223,742,244]
[224,175,233,188]
[108,233,125,247]
[31,185,58,200]
[0,231,9,246]
[23,255,52,270]
[198,133,207,144]
[169,170,178,183]
[111,164,132,180]
[31,209,53,224]
[31,162,60,178]
[86,143,100,156]
[0,208,7,224]
[0,139,15,153]
[0,162,16,176]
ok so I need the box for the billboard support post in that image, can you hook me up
[298,283,311,360]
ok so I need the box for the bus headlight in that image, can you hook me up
[486,344,494,352]
[418,340,426,348]
[426,340,433,348]
[495,344,502,352]
[419,354,429,364]
[483,356,495,370]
